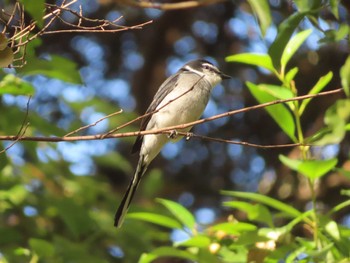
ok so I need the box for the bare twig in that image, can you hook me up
[64,109,124,137]
[1,0,152,67]
[0,89,344,149]
[116,0,226,10]
[179,132,303,149]
[0,96,31,154]
[102,76,205,137]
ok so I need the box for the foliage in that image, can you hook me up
[0,0,349,263]
[123,1,350,262]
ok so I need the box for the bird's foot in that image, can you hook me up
[185,132,193,141]
[168,130,178,139]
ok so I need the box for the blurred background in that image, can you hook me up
[1,0,349,262]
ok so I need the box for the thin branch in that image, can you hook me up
[0,96,31,153]
[102,76,205,137]
[117,0,227,10]
[2,0,152,67]
[0,89,344,148]
[179,132,303,149]
[64,109,123,137]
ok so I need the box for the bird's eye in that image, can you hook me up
[203,65,210,70]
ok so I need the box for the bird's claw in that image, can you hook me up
[185,132,193,141]
[168,130,178,139]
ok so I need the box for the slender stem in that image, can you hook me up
[292,92,320,251]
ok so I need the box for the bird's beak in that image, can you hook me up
[220,71,231,79]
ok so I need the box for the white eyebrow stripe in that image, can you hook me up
[202,63,214,68]
[183,65,205,76]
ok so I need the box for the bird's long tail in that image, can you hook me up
[114,155,147,228]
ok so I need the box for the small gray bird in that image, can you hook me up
[114,59,230,228]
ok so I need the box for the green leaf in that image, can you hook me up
[285,245,307,263]
[0,74,35,95]
[330,0,340,19]
[18,55,82,84]
[223,201,273,227]
[0,33,8,50]
[328,199,350,215]
[247,82,296,141]
[299,71,333,115]
[285,67,299,85]
[55,198,96,238]
[175,235,211,248]
[226,53,275,72]
[294,0,322,12]
[281,29,312,71]
[139,247,197,263]
[127,212,183,229]
[279,155,338,180]
[0,46,14,68]
[309,99,350,145]
[0,185,28,205]
[210,222,257,234]
[268,12,308,69]
[29,238,55,258]
[320,24,349,44]
[340,55,350,97]
[19,0,45,28]
[0,153,7,172]
[157,198,196,230]
[221,190,301,218]
[257,84,294,100]
[284,210,313,232]
[325,221,341,241]
[247,0,271,36]
[341,189,350,197]
[234,231,268,246]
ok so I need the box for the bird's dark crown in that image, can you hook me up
[181,59,219,73]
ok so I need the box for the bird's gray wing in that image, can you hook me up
[131,72,181,154]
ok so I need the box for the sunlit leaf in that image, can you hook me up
[247,82,296,141]
[157,198,196,230]
[340,55,350,97]
[210,222,257,235]
[281,29,312,71]
[285,245,307,263]
[294,0,322,11]
[175,235,210,248]
[319,24,349,44]
[247,0,271,36]
[0,74,35,95]
[299,71,333,115]
[285,67,299,85]
[257,84,294,100]
[226,53,275,72]
[330,0,340,19]
[18,55,82,84]
[223,201,273,227]
[0,185,28,205]
[328,199,350,215]
[309,99,350,145]
[268,12,307,69]
[284,210,313,232]
[127,212,183,229]
[221,190,301,218]
[19,0,45,28]
[139,247,197,263]
[279,155,338,180]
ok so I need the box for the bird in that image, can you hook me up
[114,59,231,228]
